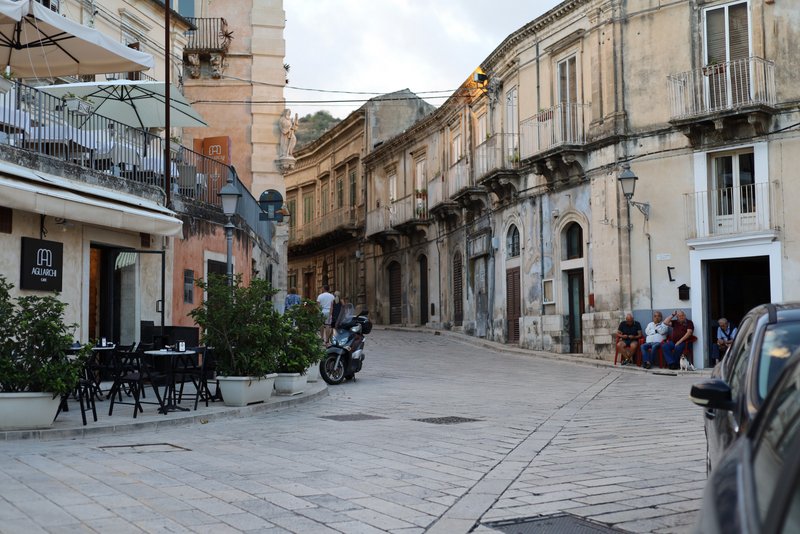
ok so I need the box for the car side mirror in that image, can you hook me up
[690,379,736,411]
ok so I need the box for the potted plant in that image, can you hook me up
[275,300,324,395]
[0,276,90,430]
[703,58,726,76]
[63,93,93,115]
[189,275,281,406]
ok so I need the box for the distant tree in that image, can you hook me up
[295,111,341,147]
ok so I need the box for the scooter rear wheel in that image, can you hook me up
[320,354,346,385]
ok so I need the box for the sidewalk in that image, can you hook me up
[0,379,328,442]
[378,324,713,377]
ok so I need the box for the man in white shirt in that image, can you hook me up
[316,285,335,344]
[641,311,669,369]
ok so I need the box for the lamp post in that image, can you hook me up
[618,162,654,313]
[218,175,241,286]
[617,163,650,223]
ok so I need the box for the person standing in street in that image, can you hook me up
[316,285,335,344]
[284,287,301,311]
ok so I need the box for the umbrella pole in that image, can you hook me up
[164,3,171,207]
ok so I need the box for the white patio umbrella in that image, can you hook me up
[38,80,207,129]
[0,0,154,77]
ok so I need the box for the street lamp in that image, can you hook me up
[617,163,650,221]
[218,175,241,286]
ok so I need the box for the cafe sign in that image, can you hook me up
[20,237,63,291]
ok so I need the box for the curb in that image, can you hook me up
[0,382,329,442]
[376,325,714,377]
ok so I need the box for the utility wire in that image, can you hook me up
[222,74,457,95]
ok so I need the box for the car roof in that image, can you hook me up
[746,303,800,324]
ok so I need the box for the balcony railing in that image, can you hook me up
[318,206,356,235]
[428,176,444,208]
[684,182,775,239]
[366,207,390,237]
[391,194,428,226]
[0,83,272,243]
[447,159,470,197]
[668,57,775,120]
[474,133,518,180]
[185,18,230,52]
[520,102,590,159]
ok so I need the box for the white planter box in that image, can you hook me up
[305,362,321,382]
[0,392,61,430]
[217,374,276,407]
[274,373,306,395]
[0,77,13,95]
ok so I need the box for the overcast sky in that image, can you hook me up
[283,0,563,119]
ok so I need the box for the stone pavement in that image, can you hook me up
[0,328,707,533]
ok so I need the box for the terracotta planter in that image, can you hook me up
[216,374,277,407]
[0,392,61,430]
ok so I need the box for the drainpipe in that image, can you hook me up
[647,231,653,313]
[539,193,545,316]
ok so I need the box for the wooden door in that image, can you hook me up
[388,261,402,324]
[567,269,585,353]
[419,255,428,325]
[506,267,521,343]
[453,252,463,326]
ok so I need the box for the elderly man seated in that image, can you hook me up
[641,311,669,369]
[616,313,643,366]
[663,310,695,370]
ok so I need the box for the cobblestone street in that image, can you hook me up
[0,329,706,533]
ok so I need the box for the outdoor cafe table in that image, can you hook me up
[144,349,194,414]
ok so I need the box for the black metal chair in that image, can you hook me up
[177,347,219,410]
[107,349,166,418]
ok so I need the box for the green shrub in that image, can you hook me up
[189,274,283,377]
[280,299,325,373]
[0,276,89,396]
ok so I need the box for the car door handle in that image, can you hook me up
[705,409,716,420]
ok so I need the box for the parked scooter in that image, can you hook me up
[320,309,371,385]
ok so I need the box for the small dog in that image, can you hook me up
[679,355,696,371]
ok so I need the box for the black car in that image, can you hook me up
[692,351,800,533]
[690,303,800,472]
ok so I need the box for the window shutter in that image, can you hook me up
[728,3,750,61]
[705,7,726,64]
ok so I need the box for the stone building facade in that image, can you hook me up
[284,91,434,305]
[0,0,283,343]
[364,0,800,366]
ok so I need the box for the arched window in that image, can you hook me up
[565,223,583,260]
[506,225,520,258]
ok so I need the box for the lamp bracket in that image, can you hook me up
[629,200,650,221]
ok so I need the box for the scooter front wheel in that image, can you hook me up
[320,354,346,385]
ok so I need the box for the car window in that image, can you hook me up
[729,316,756,394]
[753,371,800,522]
[758,321,800,402]
[781,480,800,533]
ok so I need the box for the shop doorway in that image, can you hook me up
[705,256,770,340]
[89,246,164,345]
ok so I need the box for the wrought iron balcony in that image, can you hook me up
[474,133,519,180]
[184,18,231,53]
[668,57,775,121]
[390,194,429,229]
[447,159,470,197]
[684,181,777,240]
[520,102,590,159]
[366,207,390,237]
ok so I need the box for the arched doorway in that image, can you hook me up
[419,255,428,325]
[564,222,584,353]
[453,252,463,326]
[388,261,402,324]
[506,225,521,343]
